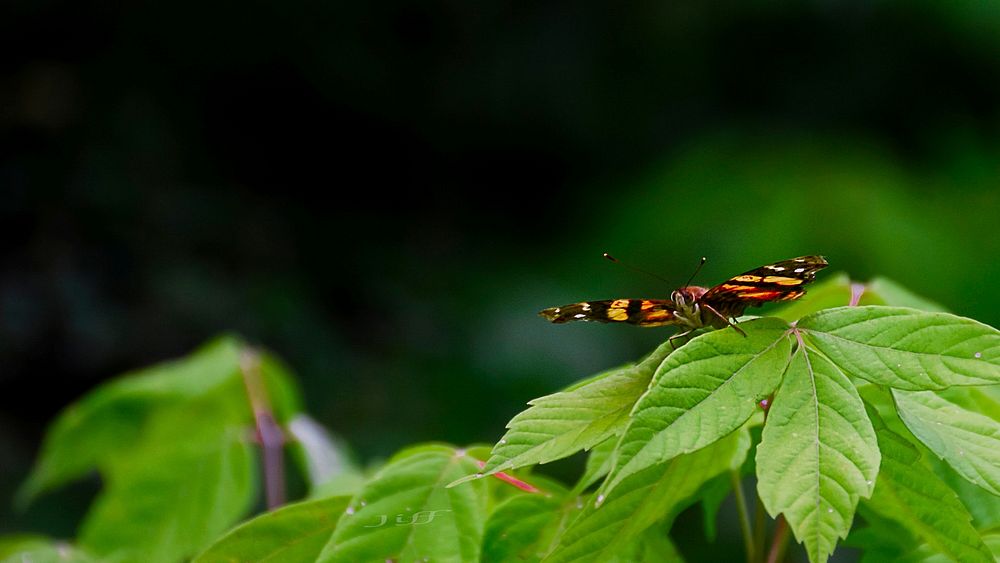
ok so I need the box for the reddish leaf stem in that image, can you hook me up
[849,283,865,307]
[766,515,789,563]
[476,460,541,493]
[240,349,286,509]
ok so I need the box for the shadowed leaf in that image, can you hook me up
[894,389,1000,497]
[194,496,350,563]
[544,427,749,563]
[861,404,992,563]
[319,444,488,563]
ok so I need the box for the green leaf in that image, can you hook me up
[0,535,48,559]
[800,306,1000,390]
[856,383,913,437]
[319,444,488,563]
[985,532,1000,558]
[194,496,350,563]
[571,437,616,494]
[698,420,752,542]
[311,472,369,500]
[482,494,581,563]
[844,507,917,563]
[701,413,760,542]
[756,347,880,563]
[473,340,675,479]
[861,385,1000,530]
[927,456,1000,532]
[0,539,96,563]
[257,350,306,423]
[939,385,1000,424]
[861,404,992,563]
[605,528,684,563]
[601,318,791,498]
[18,336,244,504]
[544,427,750,563]
[894,389,1000,496]
[859,277,949,312]
[78,384,258,563]
[698,473,733,543]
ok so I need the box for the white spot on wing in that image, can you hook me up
[574,313,586,318]
[794,267,806,273]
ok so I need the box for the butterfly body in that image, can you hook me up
[539,256,828,335]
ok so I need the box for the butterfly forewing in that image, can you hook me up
[539,299,679,327]
[700,255,828,311]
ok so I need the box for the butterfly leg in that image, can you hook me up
[702,303,747,337]
[668,329,694,349]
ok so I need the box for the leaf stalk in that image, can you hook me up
[730,471,754,563]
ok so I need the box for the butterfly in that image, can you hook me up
[539,255,828,343]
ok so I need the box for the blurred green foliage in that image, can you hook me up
[6,283,997,562]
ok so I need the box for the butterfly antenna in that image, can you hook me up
[682,256,707,288]
[602,252,673,285]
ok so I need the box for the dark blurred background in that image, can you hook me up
[2,0,999,557]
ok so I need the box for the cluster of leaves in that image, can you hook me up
[464,275,1000,562]
[3,273,1000,563]
[2,338,359,563]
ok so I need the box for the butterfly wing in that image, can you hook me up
[700,255,829,316]
[539,299,679,327]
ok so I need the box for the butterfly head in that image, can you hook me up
[671,286,707,308]
[670,286,709,328]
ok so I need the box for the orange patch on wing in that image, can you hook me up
[610,299,631,309]
[740,291,785,300]
[716,284,760,292]
[642,310,672,321]
[731,275,763,282]
[761,276,803,286]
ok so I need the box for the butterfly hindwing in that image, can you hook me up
[539,299,678,327]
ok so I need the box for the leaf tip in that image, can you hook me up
[444,473,483,488]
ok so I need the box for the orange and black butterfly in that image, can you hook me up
[539,255,828,342]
